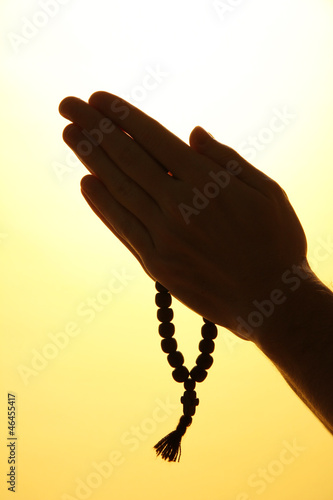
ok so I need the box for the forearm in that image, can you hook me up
[254,272,333,433]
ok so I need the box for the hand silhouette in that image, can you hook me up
[59,91,333,433]
[59,91,309,341]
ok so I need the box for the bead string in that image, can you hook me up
[154,281,217,462]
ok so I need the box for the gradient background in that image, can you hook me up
[1,0,333,499]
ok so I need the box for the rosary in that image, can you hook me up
[154,281,217,462]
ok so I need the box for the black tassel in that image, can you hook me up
[154,415,192,462]
[154,430,183,462]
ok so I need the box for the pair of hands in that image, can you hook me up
[59,92,308,341]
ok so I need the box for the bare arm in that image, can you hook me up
[254,273,333,433]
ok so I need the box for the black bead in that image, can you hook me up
[183,404,196,417]
[172,366,189,382]
[196,353,213,369]
[161,338,177,353]
[181,390,197,403]
[167,351,184,368]
[155,282,169,293]
[155,293,172,308]
[199,339,215,353]
[158,322,175,338]
[184,379,196,391]
[201,322,218,339]
[157,308,174,323]
[190,366,208,382]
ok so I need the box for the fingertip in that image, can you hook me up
[58,96,79,117]
[80,174,99,193]
[189,126,213,149]
[88,90,110,106]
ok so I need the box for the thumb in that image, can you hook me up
[189,126,276,194]
[190,125,238,160]
[189,126,215,151]
[190,125,240,168]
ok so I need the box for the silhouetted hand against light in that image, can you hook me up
[59,91,309,342]
[59,91,333,433]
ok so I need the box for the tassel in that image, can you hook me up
[154,415,192,462]
[154,430,183,462]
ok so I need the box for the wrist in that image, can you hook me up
[253,263,333,357]
[247,262,333,433]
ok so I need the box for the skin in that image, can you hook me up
[59,92,333,432]
[58,91,308,336]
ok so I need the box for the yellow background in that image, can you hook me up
[1,0,333,499]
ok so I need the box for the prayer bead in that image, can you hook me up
[161,338,177,353]
[201,323,218,339]
[172,366,189,382]
[196,353,213,369]
[158,322,175,338]
[184,379,196,391]
[181,390,197,403]
[155,282,169,293]
[154,282,217,461]
[199,339,215,353]
[190,366,208,382]
[155,293,172,308]
[157,308,174,323]
[167,351,184,368]
[184,404,196,416]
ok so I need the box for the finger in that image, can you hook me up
[80,175,155,268]
[85,94,250,210]
[59,96,175,202]
[63,123,162,230]
[80,178,155,280]
[189,126,278,198]
[87,91,206,182]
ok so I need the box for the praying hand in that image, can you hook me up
[59,91,333,436]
